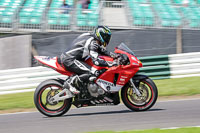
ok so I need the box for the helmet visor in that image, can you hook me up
[103,34,111,46]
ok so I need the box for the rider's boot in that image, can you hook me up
[63,75,82,94]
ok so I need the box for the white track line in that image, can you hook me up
[158,98,200,103]
[0,111,38,116]
[117,126,200,132]
[161,125,200,130]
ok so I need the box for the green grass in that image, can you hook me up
[0,92,34,110]
[87,127,200,133]
[155,76,200,96]
[0,76,200,111]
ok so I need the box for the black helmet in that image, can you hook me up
[93,26,111,47]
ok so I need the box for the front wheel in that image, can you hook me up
[34,79,72,117]
[121,78,158,111]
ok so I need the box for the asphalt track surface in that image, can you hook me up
[0,99,200,133]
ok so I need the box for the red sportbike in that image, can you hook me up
[34,43,158,117]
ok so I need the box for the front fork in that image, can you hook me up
[129,78,142,97]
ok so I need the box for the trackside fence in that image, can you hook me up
[0,52,200,95]
[0,66,67,95]
[138,52,200,80]
[138,55,170,80]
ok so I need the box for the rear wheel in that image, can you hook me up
[121,78,158,111]
[34,79,72,117]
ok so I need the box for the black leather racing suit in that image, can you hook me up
[60,33,112,82]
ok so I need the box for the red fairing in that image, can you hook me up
[55,59,74,76]
[34,56,73,76]
[97,49,141,86]
[115,49,141,68]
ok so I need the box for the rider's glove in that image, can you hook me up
[108,61,118,67]
[110,52,119,59]
[112,61,118,66]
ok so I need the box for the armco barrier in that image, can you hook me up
[138,55,170,80]
[0,66,67,95]
[169,52,200,78]
[0,52,200,95]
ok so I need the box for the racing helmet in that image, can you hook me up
[93,26,111,47]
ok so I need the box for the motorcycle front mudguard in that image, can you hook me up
[132,74,149,80]
[132,74,149,87]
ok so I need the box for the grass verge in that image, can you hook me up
[155,76,200,96]
[0,76,200,112]
[0,92,35,110]
[87,127,200,133]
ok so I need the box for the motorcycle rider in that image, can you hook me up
[60,26,117,94]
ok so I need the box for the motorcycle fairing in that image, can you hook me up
[34,56,73,76]
[35,56,57,67]
[95,49,141,92]
[96,79,123,92]
[96,67,139,92]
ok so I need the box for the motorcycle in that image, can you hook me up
[34,43,158,117]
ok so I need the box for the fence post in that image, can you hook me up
[176,29,182,54]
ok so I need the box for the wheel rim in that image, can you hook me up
[126,81,153,107]
[38,85,67,114]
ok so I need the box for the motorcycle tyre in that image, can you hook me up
[121,78,158,111]
[34,79,72,117]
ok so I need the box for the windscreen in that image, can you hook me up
[117,43,136,56]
